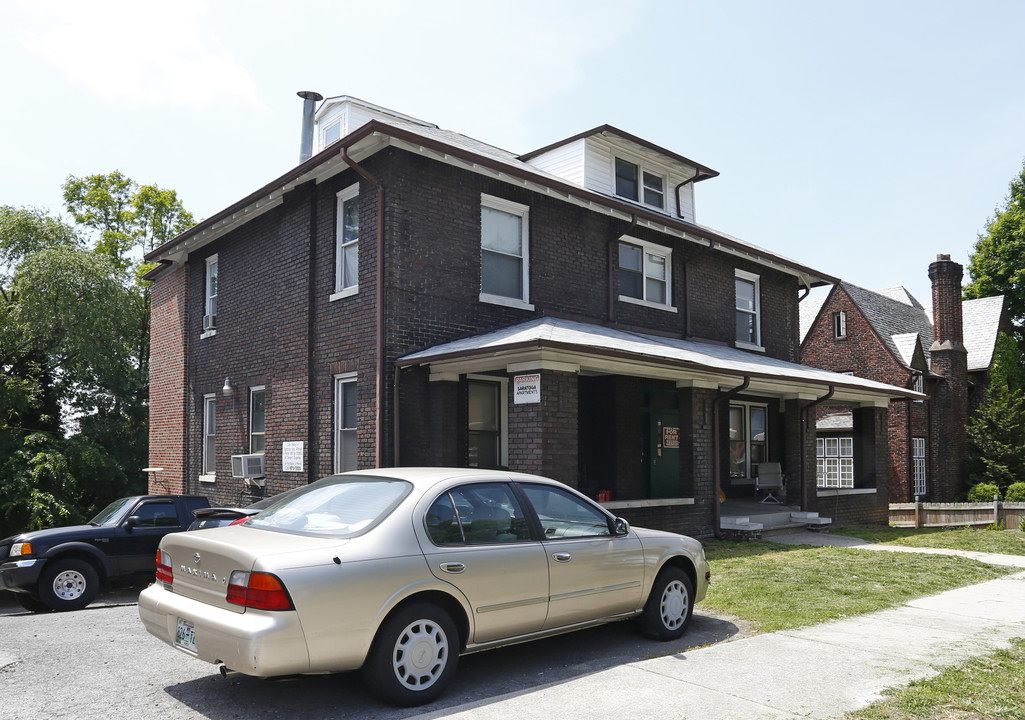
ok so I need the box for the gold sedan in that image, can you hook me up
[138,468,710,706]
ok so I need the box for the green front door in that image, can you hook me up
[644,410,680,498]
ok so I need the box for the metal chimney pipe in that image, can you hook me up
[297,91,324,163]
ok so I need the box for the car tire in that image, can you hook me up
[362,602,460,707]
[637,565,694,641]
[15,593,52,613]
[38,559,99,612]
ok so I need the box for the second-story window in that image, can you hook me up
[203,255,218,334]
[250,387,265,454]
[480,194,531,309]
[735,269,762,348]
[618,239,673,309]
[833,311,847,339]
[334,184,359,298]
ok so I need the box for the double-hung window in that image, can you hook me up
[614,157,666,210]
[250,387,265,454]
[833,311,847,339]
[202,394,216,478]
[618,239,674,310]
[735,269,762,348]
[203,255,218,335]
[333,184,359,299]
[468,377,507,469]
[913,437,927,495]
[480,194,531,309]
[334,374,357,473]
[729,403,767,478]
[817,437,854,489]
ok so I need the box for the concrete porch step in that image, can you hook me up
[720,516,763,531]
[791,511,833,526]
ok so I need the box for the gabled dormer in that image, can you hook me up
[519,125,718,223]
[314,95,437,153]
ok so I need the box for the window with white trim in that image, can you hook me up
[729,402,768,478]
[614,157,666,210]
[913,437,926,496]
[618,238,674,309]
[735,270,762,348]
[816,436,854,489]
[480,194,530,308]
[203,255,218,334]
[323,121,341,147]
[250,387,265,454]
[202,394,216,476]
[334,374,357,473]
[333,184,359,298]
[833,311,847,339]
[913,372,924,402]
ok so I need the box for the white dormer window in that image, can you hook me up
[614,157,665,210]
[324,121,341,147]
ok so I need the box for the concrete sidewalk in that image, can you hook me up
[419,534,1025,720]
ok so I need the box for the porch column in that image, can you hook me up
[507,367,579,486]
[677,383,717,501]
[783,397,813,507]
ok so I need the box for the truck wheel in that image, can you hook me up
[38,559,99,611]
[16,593,52,613]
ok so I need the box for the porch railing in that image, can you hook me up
[889,500,1025,530]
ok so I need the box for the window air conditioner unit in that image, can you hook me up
[231,454,265,486]
[203,314,217,331]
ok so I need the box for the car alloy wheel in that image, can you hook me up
[38,559,99,611]
[52,568,89,601]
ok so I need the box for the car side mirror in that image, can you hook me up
[613,517,631,536]
[125,516,140,531]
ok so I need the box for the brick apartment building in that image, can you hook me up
[799,257,1008,502]
[144,94,917,535]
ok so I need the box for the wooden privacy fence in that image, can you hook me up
[890,501,1025,530]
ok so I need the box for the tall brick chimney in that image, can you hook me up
[927,254,968,501]
[929,254,965,351]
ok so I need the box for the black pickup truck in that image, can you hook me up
[0,495,209,612]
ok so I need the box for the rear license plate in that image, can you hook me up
[175,617,197,652]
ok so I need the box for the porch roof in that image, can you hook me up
[398,317,924,406]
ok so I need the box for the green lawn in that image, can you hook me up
[700,538,1017,632]
[836,525,1025,556]
[845,637,1025,720]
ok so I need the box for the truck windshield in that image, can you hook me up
[89,497,138,527]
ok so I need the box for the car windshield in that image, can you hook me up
[247,476,411,537]
[89,497,138,527]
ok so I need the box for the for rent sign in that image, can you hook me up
[513,374,541,404]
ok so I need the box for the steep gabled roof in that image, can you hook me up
[961,295,1007,372]
[799,282,1007,374]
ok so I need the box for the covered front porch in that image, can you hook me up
[396,317,919,537]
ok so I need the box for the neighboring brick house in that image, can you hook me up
[145,94,916,535]
[799,258,1008,502]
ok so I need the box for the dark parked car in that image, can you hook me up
[188,487,305,531]
[0,495,209,612]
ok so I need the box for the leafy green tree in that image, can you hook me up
[1,175,194,538]
[965,159,1025,350]
[966,333,1025,495]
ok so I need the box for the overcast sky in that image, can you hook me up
[3,0,1024,305]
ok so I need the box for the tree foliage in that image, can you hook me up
[1,174,193,538]
[965,159,1025,349]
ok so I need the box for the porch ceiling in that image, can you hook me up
[397,317,923,407]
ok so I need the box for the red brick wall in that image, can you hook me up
[148,264,187,494]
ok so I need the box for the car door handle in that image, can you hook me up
[552,552,572,563]
[440,562,465,574]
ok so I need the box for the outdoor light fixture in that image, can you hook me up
[222,377,234,396]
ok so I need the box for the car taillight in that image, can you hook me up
[228,516,249,526]
[155,549,173,584]
[226,570,294,611]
